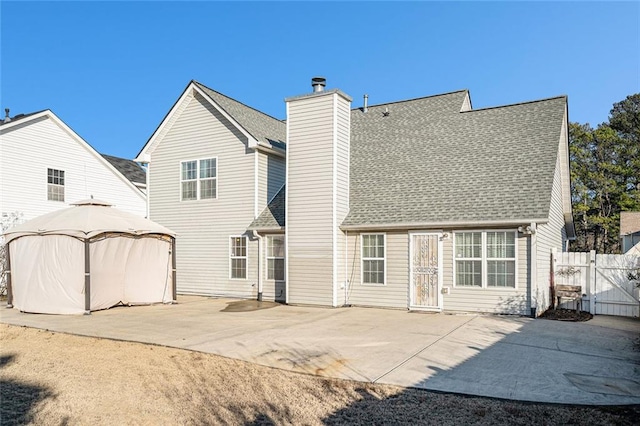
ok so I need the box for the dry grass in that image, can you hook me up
[1,324,638,425]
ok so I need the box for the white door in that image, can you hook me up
[410,233,442,310]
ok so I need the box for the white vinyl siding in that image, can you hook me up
[444,231,529,315]
[47,168,65,202]
[286,92,351,306]
[454,231,517,289]
[266,235,285,281]
[0,114,146,222]
[181,158,216,201]
[230,236,247,279]
[256,151,285,213]
[344,231,409,309]
[361,234,385,285]
[148,91,258,297]
[534,137,569,313]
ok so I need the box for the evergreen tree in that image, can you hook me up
[569,94,640,253]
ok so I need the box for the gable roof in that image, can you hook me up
[136,80,286,161]
[101,154,146,186]
[620,211,640,236]
[341,92,568,228]
[248,186,285,231]
[193,81,286,149]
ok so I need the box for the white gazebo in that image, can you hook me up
[3,199,176,314]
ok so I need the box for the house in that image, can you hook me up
[620,211,640,254]
[101,154,147,194]
[136,78,575,316]
[0,109,147,222]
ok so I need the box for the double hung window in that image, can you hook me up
[181,158,216,201]
[362,234,386,285]
[454,231,516,288]
[230,236,247,279]
[266,235,285,281]
[47,168,65,202]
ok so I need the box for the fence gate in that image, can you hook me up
[552,249,640,317]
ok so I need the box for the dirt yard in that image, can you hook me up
[1,324,638,425]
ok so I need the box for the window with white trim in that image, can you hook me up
[362,234,385,285]
[181,158,216,201]
[266,235,285,281]
[230,236,247,279]
[47,168,65,202]
[454,231,516,288]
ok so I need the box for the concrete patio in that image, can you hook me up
[1,296,639,405]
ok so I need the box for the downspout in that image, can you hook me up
[144,161,150,219]
[171,237,177,303]
[344,230,348,306]
[529,222,537,318]
[84,239,91,315]
[5,241,13,308]
[252,230,263,301]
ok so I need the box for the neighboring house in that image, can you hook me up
[102,154,147,194]
[0,109,146,222]
[620,211,640,253]
[136,78,575,316]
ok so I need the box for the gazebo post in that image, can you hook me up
[84,239,91,315]
[6,242,13,308]
[171,237,177,303]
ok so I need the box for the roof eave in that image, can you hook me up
[247,225,285,233]
[340,218,549,232]
[248,140,286,158]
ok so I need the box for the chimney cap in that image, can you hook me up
[311,77,326,93]
[3,108,10,123]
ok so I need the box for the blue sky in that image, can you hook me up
[1,1,638,159]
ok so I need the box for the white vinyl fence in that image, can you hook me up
[551,249,640,317]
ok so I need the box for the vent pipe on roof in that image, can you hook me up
[311,77,326,93]
[363,94,368,113]
[4,108,10,123]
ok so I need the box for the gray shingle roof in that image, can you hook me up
[341,92,567,228]
[194,81,286,148]
[249,186,285,230]
[101,154,147,186]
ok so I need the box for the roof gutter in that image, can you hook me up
[340,218,550,232]
[246,225,285,233]
[248,140,286,158]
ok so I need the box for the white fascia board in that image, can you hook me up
[249,140,286,158]
[340,218,550,232]
[46,111,147,202]
[558,103,575,236]
[192,84,259,147]
[0,110,51,131]
[134,83,196,162]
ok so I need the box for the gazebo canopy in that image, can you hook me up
[3,199,175,243]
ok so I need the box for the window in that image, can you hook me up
[230,236,247,279]
[454,231,516,288]
[181,158,216,201]
[455,232,482,287]
[486,232,516,287]
[362,234,385,285]
[266,235,285,281]
[47,168,65,202]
